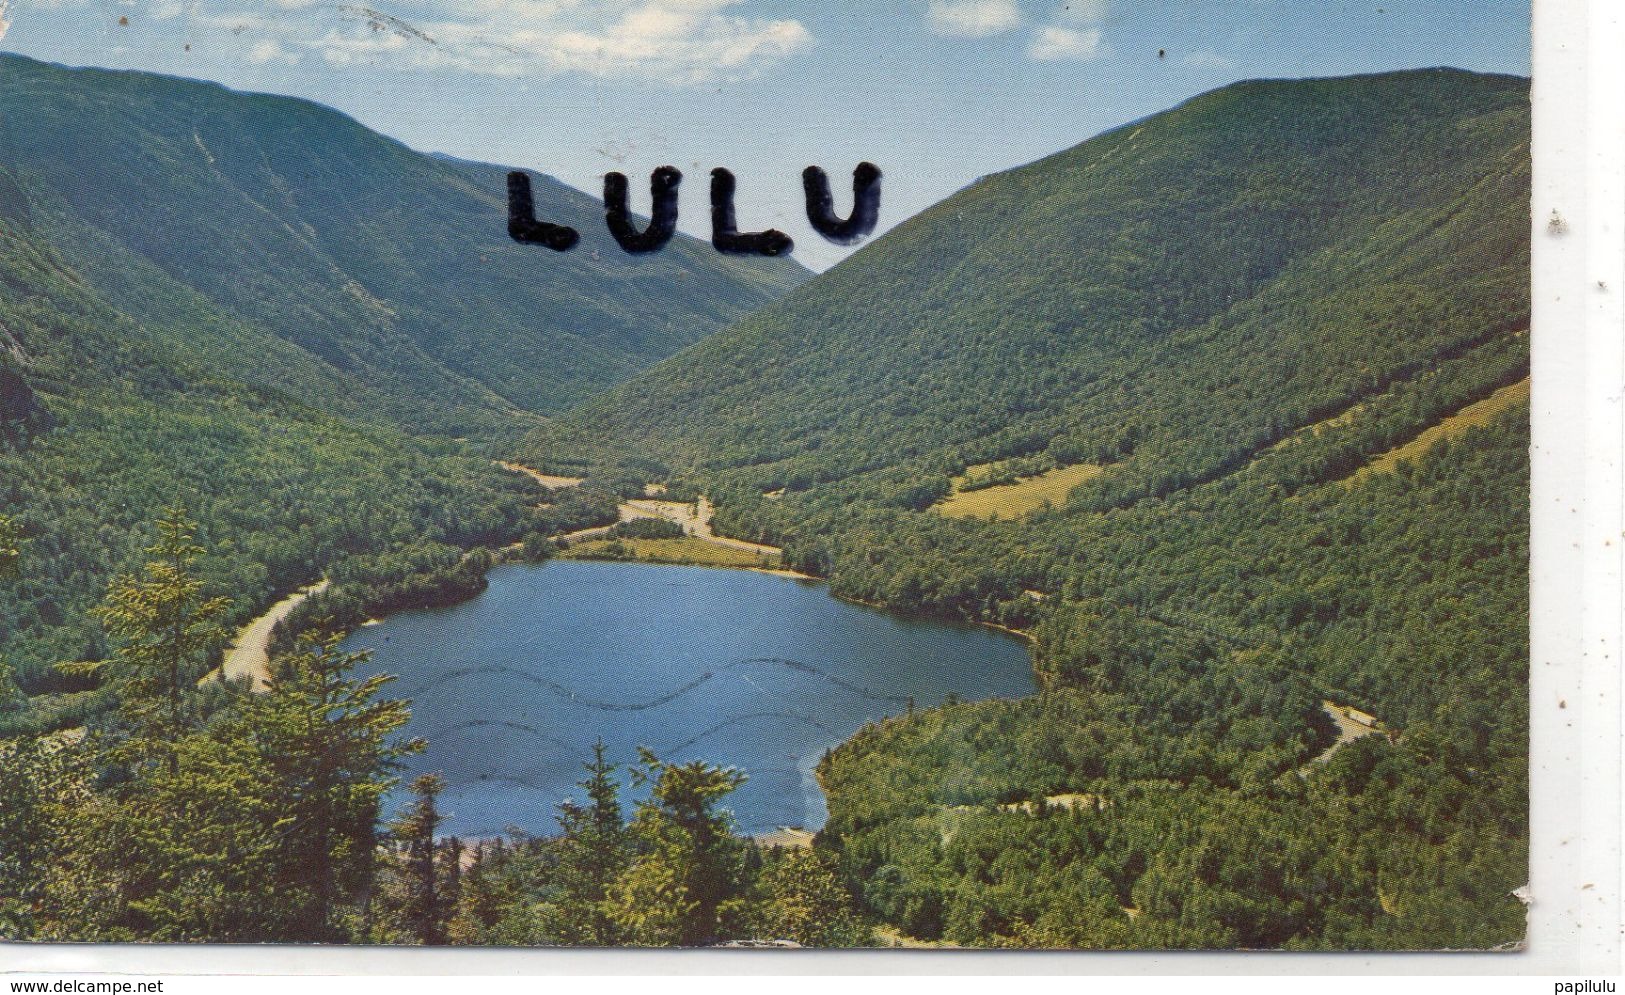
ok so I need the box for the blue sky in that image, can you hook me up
[1,0,1530,269]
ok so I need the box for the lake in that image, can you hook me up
[343,559,1034,838]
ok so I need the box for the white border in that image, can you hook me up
[4,0,1622,978]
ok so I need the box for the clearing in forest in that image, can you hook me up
[1266,399,1370,455]
[935,463,1102,520]
[1310,700,1385,766]
[561,536,776,569]
[1342,377,1530,486]
[497,461,584,490]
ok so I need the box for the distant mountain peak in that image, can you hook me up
[523,70,1529,510]
[0,54,808,437]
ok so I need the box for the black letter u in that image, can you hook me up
[803,162,881,245]
[604,167,681,254]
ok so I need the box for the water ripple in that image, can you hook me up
[396,655,914,713]
[659,712,839,758]
[414,718,578,752]
[413,714,835,774]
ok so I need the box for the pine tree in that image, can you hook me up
[0,515,23,713]
[607,748,747,946]
[220,629,419,941]
[447,842,501,944]
[20,508,264,941]
[548,739,628,944]
[0,513,20,579]
[394,773,448,944]
[749,848,870,947]
[440,835,463,928]
[86,507,228,773]
[0,521,95,941]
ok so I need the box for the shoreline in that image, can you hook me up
[355,556,1031,846]
[828,590,1038,646]
[547,539,1032,649]
[556,549,820,583]
[274,476,1034,709]
[270,509,1030,688]
[336,543,1038,848]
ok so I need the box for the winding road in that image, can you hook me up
[499,461,784,559]
[199,579,330,691]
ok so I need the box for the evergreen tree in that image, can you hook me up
[447,842,510,944]
[0,737,45,936]
[98,731,284,941]
[86,507,228,772]
[22,507,276,941]
[440,835,464,930]
[607,748,747,946]
[219,629,419,941]
[0,515,24,712]
[0,513,19,579]
[0,519,95,941]
[547,739,628,944]
[394,773,449,944]
[749,847,870,947]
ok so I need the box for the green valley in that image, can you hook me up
[523,68,1531,948]
[1,58,1531,951]
[0,53,805,730]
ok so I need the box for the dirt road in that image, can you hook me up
[1310,700,1383,765]
[498,461,584,490]
[516,472,784,560]
[201,580,330,691]
[622,496,783,557]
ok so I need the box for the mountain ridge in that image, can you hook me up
[0,53,803,707]
[521,67,1528,503]
[505,66,1531,949]
[0,52,809,437]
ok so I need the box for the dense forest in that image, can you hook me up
[0,279,553,734]
[3,65,1529,949]
[0,53,799,734]
[815,408,1527,948]
[0,54,806,436]
[1,510,859,944]
[521,69,1527,504]
[0,54,832,948]
[520,69,1532,948]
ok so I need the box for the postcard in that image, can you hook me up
[0,0,1575,960]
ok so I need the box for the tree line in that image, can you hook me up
[0,508,867,945]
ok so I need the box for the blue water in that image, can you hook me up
[342,559,1034,837]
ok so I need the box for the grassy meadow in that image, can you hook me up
[561,537,780,570]
[1344,376,1531,485]
[935,464,1104,519]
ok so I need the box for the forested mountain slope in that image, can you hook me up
[524,68,1527,501]
[521,69,1531,948]
[0,178,540,719]
[0,55,802,722]
[817,403,1528,948]
[0,54,806,437]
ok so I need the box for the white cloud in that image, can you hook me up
[1027,24,1101,60]
[1182,49,1236,70]
[175,0,812,82]
[925,0,1022,38]
[15,0,92,11]
[245,37,299,63]
[502,1,814,79]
